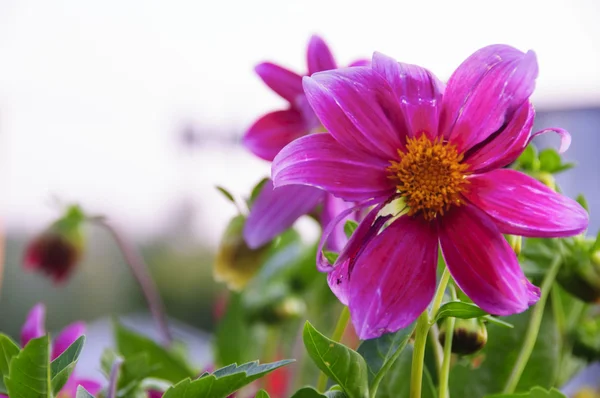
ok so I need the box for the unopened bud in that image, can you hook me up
[534,171,556,191]
[557,238,600,303]
[439,318,487,355]
[572,316,600,362]
[23,205,85,284]
[214,215,269,291]
[508,235,522,256]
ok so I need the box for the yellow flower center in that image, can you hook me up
[387,134,470,220]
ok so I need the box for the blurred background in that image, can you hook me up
[0,0,599,345]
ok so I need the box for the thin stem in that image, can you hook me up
[503,256,562,393]
[370,329,412,398]
[428,324,443,373]
[430,268,451,320]
[316,306,350,392]
[439,284,457,398]
[94,219,173,346]
[410,311,430,398]
[107,357,124,398]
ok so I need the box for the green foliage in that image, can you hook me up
[486,386,567,397]
[4,335,52,398]
[216,185,237,205]
[50,335,86,395]
[101,349,160,396]
[248,177,270,207]
[255,389,271,398]
[434,302,513,328]
[291,386,348,397]
[76,385,96,398]
[302,321,369,398]
[538,149,574,174]
[323,251,339,265]
[344,220,359,239]
[162,360,293,398]
[0,334,20,393]
[114,321,196,384]
[357,323,415,385]
[449,306,560,397]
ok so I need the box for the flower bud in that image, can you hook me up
[572,315,600,362]
[249,295,306,325]
[438,318,488,355]
[214,215,269,291]
[556,237,600,303]
[23,205,85,284]
[508,235,522,256]
[533,171,557,191]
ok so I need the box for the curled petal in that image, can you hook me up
[529,127,571,153]
[320,194,355,252]
[439,204,540,315]
[243,179,323,249]
[303,67,407,160]
[372,52,444,140]
[441,45,538,153]
[21,303,46,347]
[243,109,308,161]
[307,35,337,75]
[52,321,85,360]
[272,133,396,201]
[465,169,588,237]
[255,62,304,103]
[465,101,535,172]
[348,215,439,339]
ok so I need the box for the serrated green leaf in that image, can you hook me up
[216,186,236,204]
[114,322,195,384]
[291,386,348,397]
[357,322,415,384]
[5,335,51,398]
[344,220,359,239]
[50,335,85,395]
[163,360,293,398]
[256,390,271,398]
[0,334,20,393]
[486,386,567,397]
[76,385,96,398]
[302,321,369,398]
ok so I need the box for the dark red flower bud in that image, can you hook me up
[23,205,85,284]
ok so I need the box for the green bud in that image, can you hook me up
[556,237,600,303]
[533,171,556,191]
[508,235,522,256]
[214,215,269,291]
[572,315,600,362]
[438,318,487,355]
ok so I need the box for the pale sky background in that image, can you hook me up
[1,0,599,245]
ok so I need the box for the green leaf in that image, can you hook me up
[101,349,160,395]
[0,334,20,393]
[434,302,487,322]
[216,185,236,204]
[344,220,359,239]
[486,386,567,397]
[50,335,85,395]
[576,194,589,213]
[449,305,560,397]
[4,335,51,398]
[291,386,348,397]
[323,251,339,265]
[302,321,369,398]
[162,360,293,398]
[514,144,538,171]
[256,390,271,398]
[538,149,561,172]
[248,178,270,207]
[357,323,416,384]
[214,293,253,367]
[114,322,195,384]
[76,385,96,398]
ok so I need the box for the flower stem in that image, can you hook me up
[410,311,430,398]
[316,305,350,392]
[502,256,562,393]
[94,218,173,346]
[430,268,451,320]
[107,357,124,398]
[438,284,457,398]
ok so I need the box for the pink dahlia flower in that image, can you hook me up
[242,35,367,250]
[0,304,102,398]
[272,45,589,339]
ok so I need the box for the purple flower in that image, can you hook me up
[242,35,364,250]
[2,304,102,397]
[272,45,589,339]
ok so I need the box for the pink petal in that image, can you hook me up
[529,127,571,153]
[307,35,337,75]
[465,101,535,172]
[348,215,439,339]
[320,194,354,252]
[243,179,324,249]
[439,204,540,315]
[255,62,304,103]
[52,321,85,360]
[302,67,407,160]
[21,303,46,347]
[272,133,396,201]
[242,109,308,161]
[440,45,538,153]
[464,169,588,237]
[327,200,393,304]
[348,59,371,67]
[372,52,444,141]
